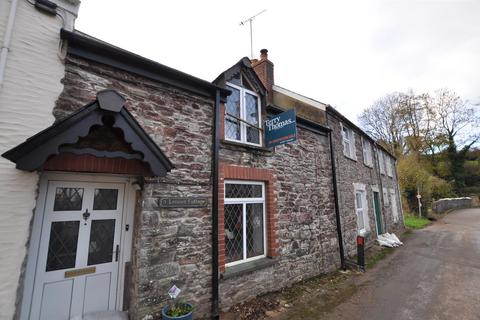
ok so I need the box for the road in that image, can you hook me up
[321,208,480,320]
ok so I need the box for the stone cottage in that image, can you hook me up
[212,53,341,310]
[213,50,405,312]
[0,2,403,319]
[326,107,404,257]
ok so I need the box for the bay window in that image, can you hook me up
[224,181,266,266]
[224,83,261,146]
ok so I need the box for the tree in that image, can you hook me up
[358,92,406,157]
[358,91,438,157]
[433,89,479,191]
[360,89,479,214]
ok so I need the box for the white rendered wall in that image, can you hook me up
[0,1,78,318]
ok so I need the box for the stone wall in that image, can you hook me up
[327,112,404,256]
[218,127,340,310]
[54,55,215,319]
[432,198,473,213]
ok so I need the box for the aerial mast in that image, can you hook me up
[239,9,267,59]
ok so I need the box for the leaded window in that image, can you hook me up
[224,181,266,266]
[224,82,261,146]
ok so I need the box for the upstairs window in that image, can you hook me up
[225,83,261,146]
[386,157,393,177]
[378,150,386,175]
[341,123,356,160]
[362,138,373,167]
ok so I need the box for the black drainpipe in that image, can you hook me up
[211,90,220,319]
[326,115,346,270]
[374,144,387,233]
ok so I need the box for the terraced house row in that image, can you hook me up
[0,1,403,319]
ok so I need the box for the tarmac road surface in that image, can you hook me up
[322,208,480,320]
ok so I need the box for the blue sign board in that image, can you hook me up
[265,109,297,148]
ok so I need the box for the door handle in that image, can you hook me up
[114,245,120,262]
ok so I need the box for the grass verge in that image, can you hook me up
[404,215,432,229]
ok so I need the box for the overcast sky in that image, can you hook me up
[76,0,480,123]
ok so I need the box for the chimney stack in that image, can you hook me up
[252,49,274,104]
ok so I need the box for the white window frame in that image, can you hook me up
[383,187,389,206]
[390,188,399,223]
[353,183,370,235]
[362,138,373,167]
[386,156,393,177]
[341,123,357,161]
[225,82,262,147]
[224,180,267,267]
[378,150,386,175]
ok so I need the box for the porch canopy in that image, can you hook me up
[2,90,174,177]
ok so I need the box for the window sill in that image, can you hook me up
[358,229,371,237]
[221,257,277,280]
[343,153,357,162]
[221,139,273,153]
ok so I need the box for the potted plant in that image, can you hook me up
[162,285,193,320]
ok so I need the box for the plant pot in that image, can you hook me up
[161,303,193,320]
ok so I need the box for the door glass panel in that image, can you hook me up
[246,203,264,258]
[46,221,80,271]
[53,188,84,211]
[88,219,116,265]
[93,189,118,210]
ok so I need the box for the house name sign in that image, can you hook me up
[158,197,208,208]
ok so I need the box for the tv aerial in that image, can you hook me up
[240,9,267,59]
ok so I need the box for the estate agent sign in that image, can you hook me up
[265,109,297,148]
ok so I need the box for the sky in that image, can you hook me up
[75,0,480,123]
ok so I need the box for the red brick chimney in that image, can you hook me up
[252,49,274,104]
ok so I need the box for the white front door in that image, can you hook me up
[30,180,125,319]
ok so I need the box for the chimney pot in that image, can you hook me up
[260,49,268,60]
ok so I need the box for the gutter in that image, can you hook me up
[0,0,19,88]
[211,90,221,319]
